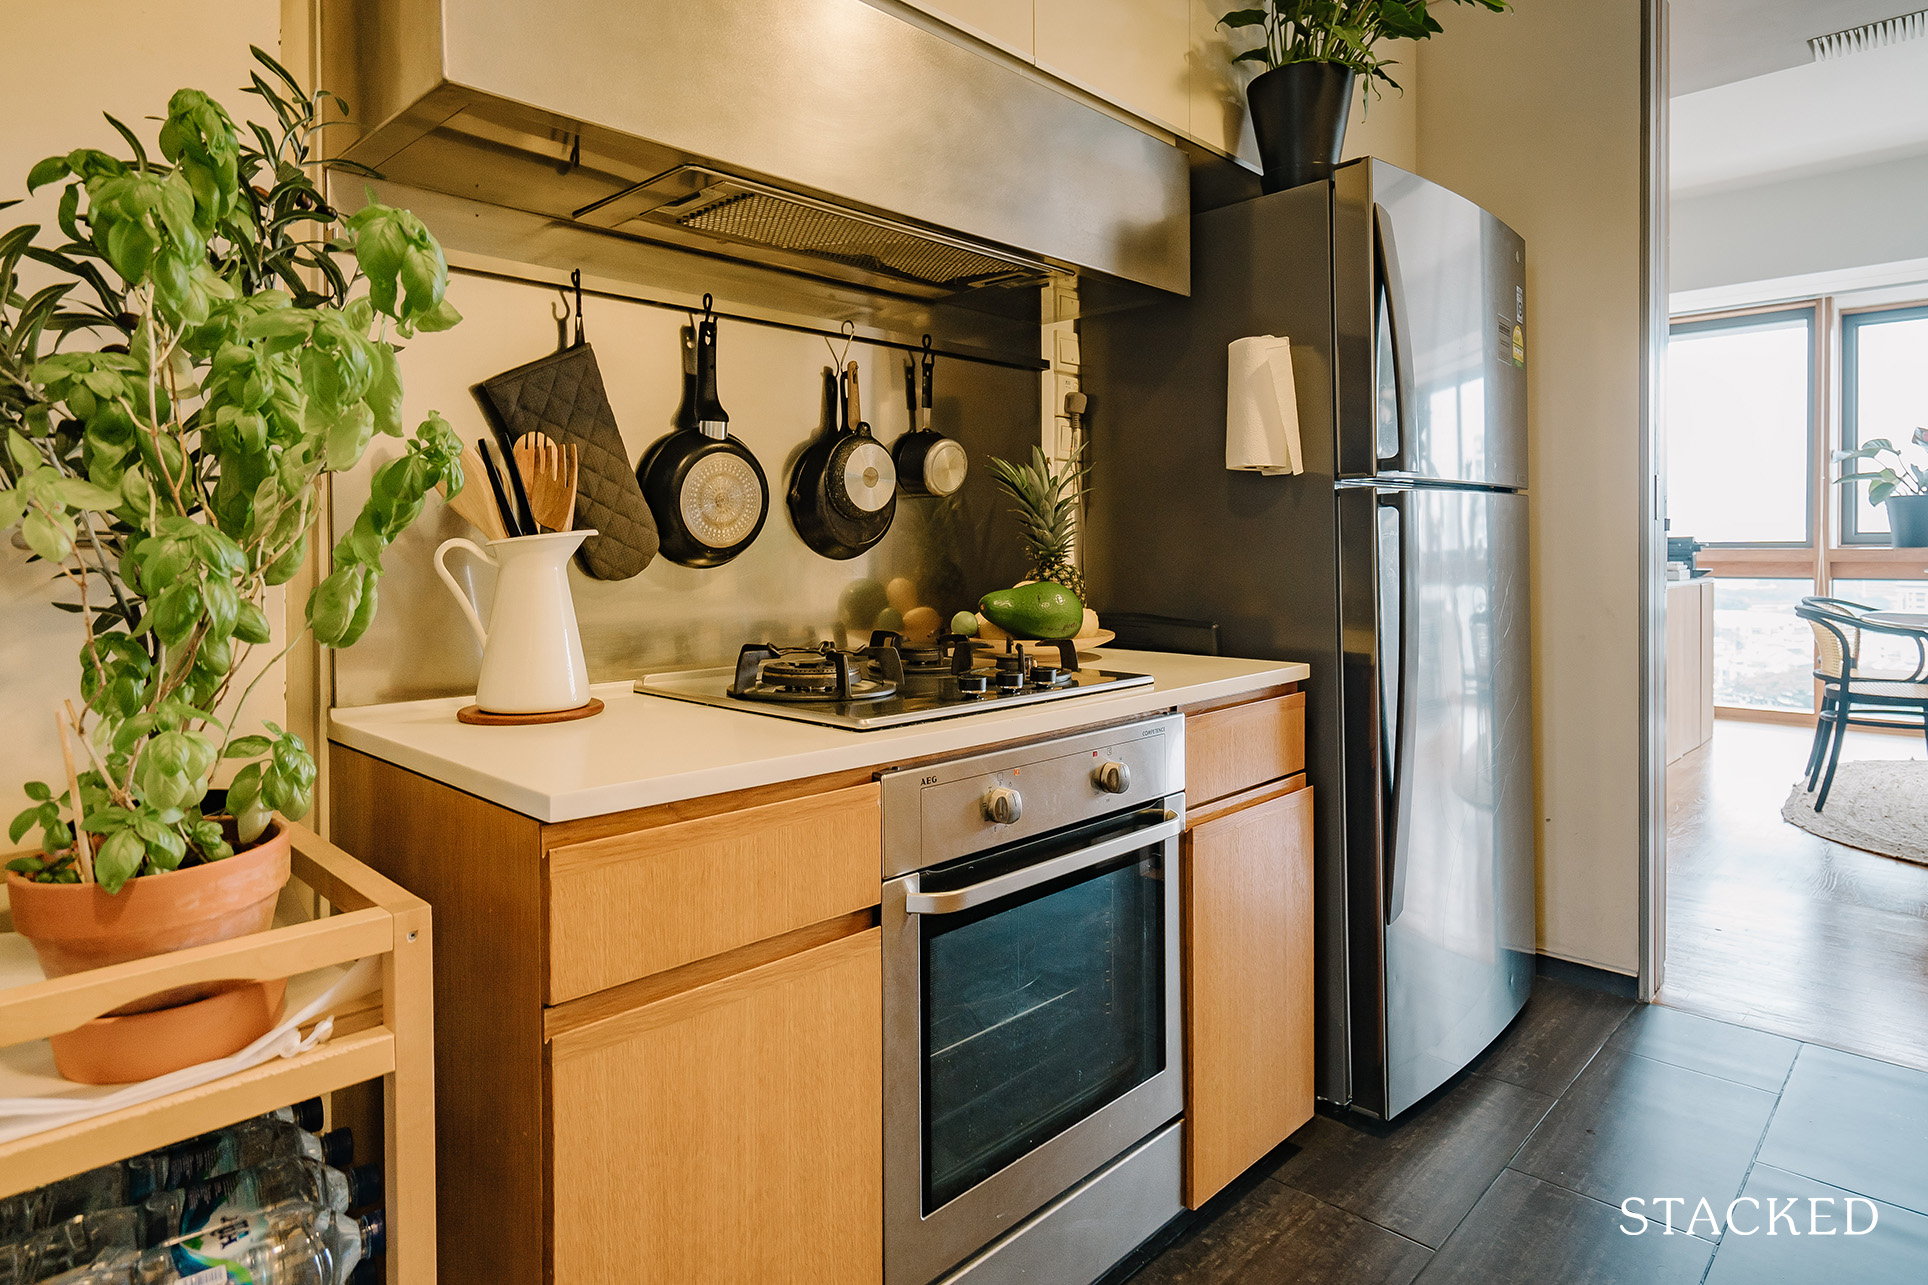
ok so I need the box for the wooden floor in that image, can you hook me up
[1126,979,1928,1283]
[1661,718,1928,1073]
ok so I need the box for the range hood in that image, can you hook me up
[318,0,1190,305]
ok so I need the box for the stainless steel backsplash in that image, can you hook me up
[331,271,1037,707]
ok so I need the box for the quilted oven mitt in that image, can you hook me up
[474,342,660,579]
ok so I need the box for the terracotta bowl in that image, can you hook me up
[7,818,291,1014]
[50,976,288,1084]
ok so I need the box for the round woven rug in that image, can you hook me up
[1783,760,1928,866]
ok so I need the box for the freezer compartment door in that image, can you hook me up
[1356,161,1528,489]
[1344,483,1534,1118]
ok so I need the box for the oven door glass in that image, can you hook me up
[920,816,1167,1213]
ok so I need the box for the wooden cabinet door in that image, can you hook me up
[1183,785,1315,1207]
[549,929,882,1284]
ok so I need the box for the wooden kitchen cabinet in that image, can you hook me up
[1182,781,1316,1206]
[330,748,884,1284]
[549,929,882,1285]
[1185,691,1306,807]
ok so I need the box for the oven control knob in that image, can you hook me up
[983,786,1024,825]
[1093,760,1132,794]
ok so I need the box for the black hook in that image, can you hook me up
[571,269,585,347]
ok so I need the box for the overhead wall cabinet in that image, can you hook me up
[902,0,1260,161]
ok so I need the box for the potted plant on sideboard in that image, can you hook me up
[1835,430,1928,547]
[0,48,462,1080]
[1220,0,1512,193]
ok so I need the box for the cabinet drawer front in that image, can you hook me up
[1184,783,1315,1206]
[550,929,882,1285]
[1186,693,1305,806]
[546,782,880,1002]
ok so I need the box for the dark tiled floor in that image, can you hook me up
[1125,977,1928,1284]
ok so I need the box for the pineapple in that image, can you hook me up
[990,446,1088,603]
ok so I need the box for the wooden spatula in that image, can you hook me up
[514,432,580,534]
[442,444,510,541]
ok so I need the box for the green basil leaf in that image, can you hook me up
[95,828,145,893]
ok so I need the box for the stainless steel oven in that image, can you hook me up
[882,715,1186,1285]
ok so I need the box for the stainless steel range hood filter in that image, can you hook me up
[583,168,1050,294]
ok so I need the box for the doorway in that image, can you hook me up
[1655,3,1928,1067]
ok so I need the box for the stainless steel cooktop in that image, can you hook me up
[634,635,1153,731]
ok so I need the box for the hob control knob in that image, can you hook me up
[1093,760,1132,794]
[983,786,1024,825]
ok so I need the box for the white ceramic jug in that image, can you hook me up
[434,529,596,714]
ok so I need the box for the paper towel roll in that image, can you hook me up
[1226,335,1303,476]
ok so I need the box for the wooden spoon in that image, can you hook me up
[441,444,509,541]
[514,432,579,534]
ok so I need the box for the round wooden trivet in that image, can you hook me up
[456,697,604,726]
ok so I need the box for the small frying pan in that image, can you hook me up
[638,300,769,567]
[894,336,967,497]
[788,362,897,559]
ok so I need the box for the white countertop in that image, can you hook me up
[328,649,1309,822]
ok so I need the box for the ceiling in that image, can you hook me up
[1670,1,1928,195]
[1669,0,1918,95]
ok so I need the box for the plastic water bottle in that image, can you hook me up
[159,1199,383,1285]
[1,1100,328,1244]
[144,1159,381,1243]
[0,1205,140,1283]
[128,1124,354,1201]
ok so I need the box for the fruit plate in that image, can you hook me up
[974,629,1116,659]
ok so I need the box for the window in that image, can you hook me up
[1841,305,1928,543]
[1828,580,1928,676]
[1710,578,1816,712]
[1666,309,1814,546]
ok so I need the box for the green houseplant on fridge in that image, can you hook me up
[1219,0,1512,192]
[0,48,462,1078]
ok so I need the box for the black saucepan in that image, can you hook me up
[893,337,967,497]
[788,361,897,559]
[638,303,769,567]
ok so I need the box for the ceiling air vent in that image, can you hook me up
[575,167,1050,296]
[1810,8,1928,60]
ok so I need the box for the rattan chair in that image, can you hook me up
[1796,598,1928,811]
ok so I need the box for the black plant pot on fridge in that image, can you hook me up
[1247,62,1356,193]
[1886,494,1928,546]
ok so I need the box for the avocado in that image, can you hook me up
[979,581,1084,640]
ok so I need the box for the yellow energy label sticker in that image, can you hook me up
[1512,325,1525,367]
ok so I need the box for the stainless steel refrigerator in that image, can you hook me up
[1084,158,1535,1120]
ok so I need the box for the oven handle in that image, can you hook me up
[902,812,1182,915]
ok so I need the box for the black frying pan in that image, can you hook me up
[788,361,897,559]
[637,303,769,567]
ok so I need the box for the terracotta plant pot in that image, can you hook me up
[50,977,288,1085]
[7,817,292,1014]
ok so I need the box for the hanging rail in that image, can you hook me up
[445,263,1050,374]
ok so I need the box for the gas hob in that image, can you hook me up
[634,633,1153,731]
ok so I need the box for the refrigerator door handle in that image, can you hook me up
[1378,489,1417,925]
[1374,205,1414,474]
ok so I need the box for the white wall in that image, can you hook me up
[1418,0,1648,974]
[1672,153,1928,295]
[0,2,282,834]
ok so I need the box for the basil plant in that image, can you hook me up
[1,49,463,892]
